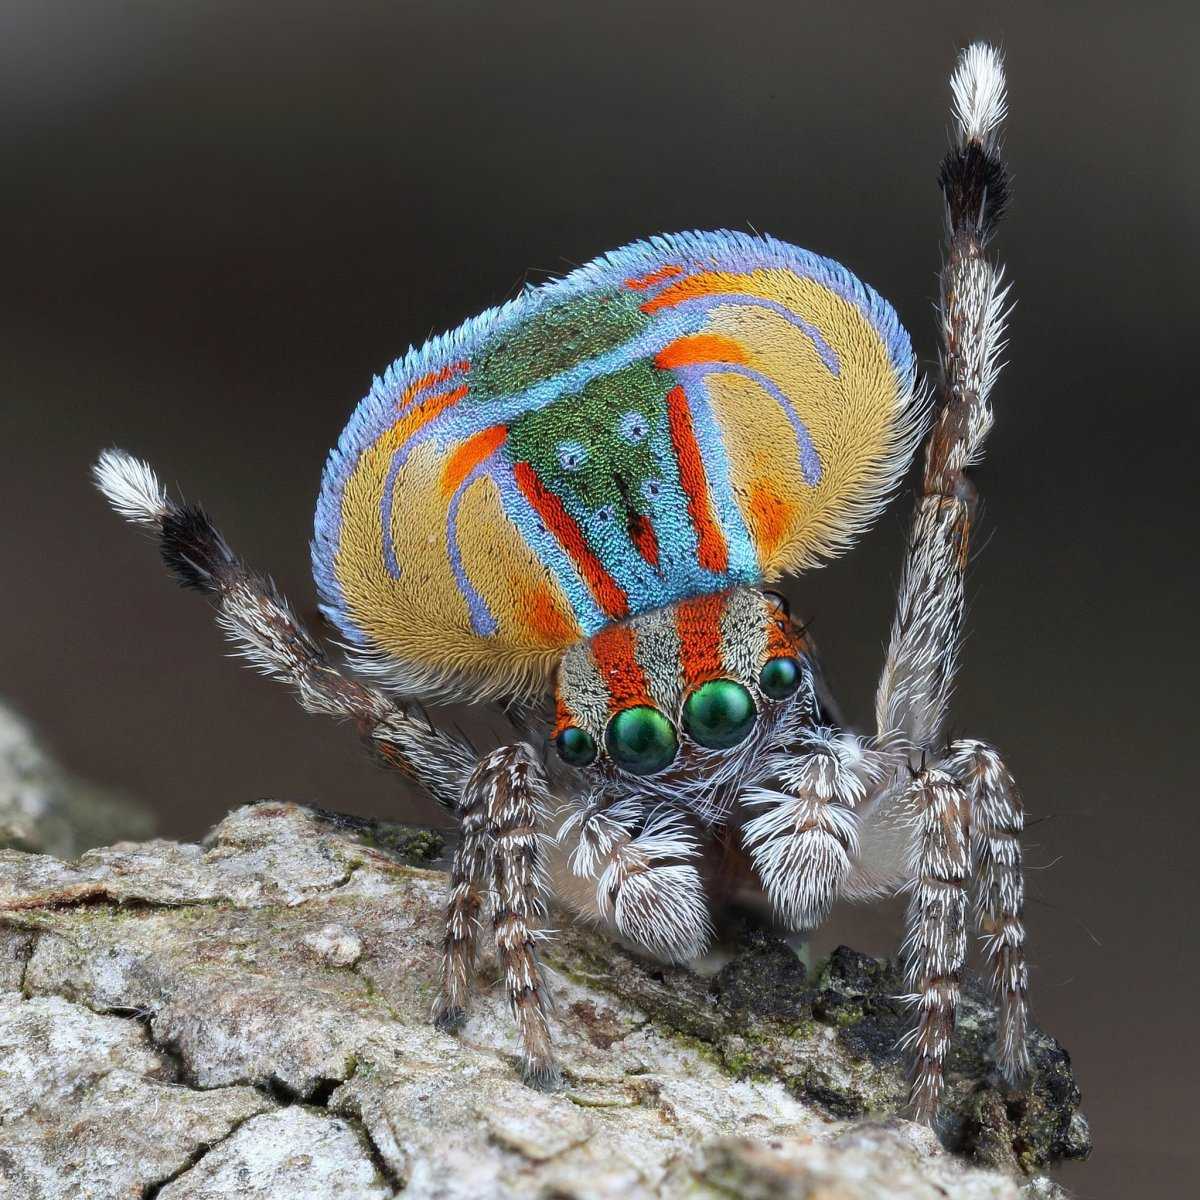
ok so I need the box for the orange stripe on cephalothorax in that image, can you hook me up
[381,384,469,456]
[654,333,749,371]
[761,595,810,661]
[666,386,729,574]
[440,425,508,497]
[624,264,684,291]
[638,270,744,313]
[553,689,575,739]
[589,622,652,714]
[511,461,630,622]
[765,612,798,660]
[676,592,728,689]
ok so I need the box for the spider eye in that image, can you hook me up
[759,656,803,700]
[604,706,677,776]
[763,590,790,620]
[683,679,756,749]
[555,726,597,767]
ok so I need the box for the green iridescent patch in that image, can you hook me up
[472,288,649,399]
[505,360,672,519]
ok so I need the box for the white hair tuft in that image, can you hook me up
[92,448,171,527]
[950,42,1007,146]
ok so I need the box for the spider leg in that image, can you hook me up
[562,795,713,962]
[862,44,1020,1122]
[849,735,1028,1116]
[437,778,491,1033]
[95,454,565,1085]
[92,450,476,810]
[944,739,1029,1081]
[899,767,972,1122]
[437,744,558,1087]
[875,44,1011,755]
[740,728,868,931]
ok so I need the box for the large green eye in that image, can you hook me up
[683,679,756,749]
[555,726,597,767]
[604,706,677,775]
[759,656,803,700]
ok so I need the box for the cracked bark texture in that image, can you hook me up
[0,801,1089,1199]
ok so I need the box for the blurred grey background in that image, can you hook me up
[2,1,1197,1194]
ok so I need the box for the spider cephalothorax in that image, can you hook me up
[552,589,810,782]
[95,44,1025,1121]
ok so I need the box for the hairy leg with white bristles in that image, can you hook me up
[437,776,491,1033]
[860,43,1026,1120]
[438,744,559,1087]
[92,449,477,810]
[488,745,558,1087]
[945,739,1029,1081]
[94,450,568,1086]
[900,767,972,1122]
[875,42,1011,753]
[741,728,869,931]
[560,795,713,963]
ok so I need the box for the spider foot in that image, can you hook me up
[522,1057,564,1092]
[432,1004,468,1034]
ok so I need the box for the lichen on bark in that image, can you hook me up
[0,800,1089,1199]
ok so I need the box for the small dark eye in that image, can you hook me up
[555,726,597,767]
[683,679,756,749]
[759,656,803,700]
[604,706,677,775]
[763,590,790,620]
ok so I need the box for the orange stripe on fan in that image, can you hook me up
[381,384,468,455]
[676,593,727,688]
[627,511,660,569]
[624,264,684,290]
[666,385,729,574]
[639,271,744,313]
[440,425,508,497]
[747,478,793,560]
[520,584,578,646]
[590,623,652,714]
[654,333,748,371]
[511,461,630,622]
[397,360,469,410]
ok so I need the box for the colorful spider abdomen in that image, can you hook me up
[313,231,920,700]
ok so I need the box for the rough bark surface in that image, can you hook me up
[0,800,1089,1199]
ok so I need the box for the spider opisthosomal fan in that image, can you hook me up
[94,42,1023,1121]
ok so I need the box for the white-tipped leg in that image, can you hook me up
[950,42,1008,146]
[900,768,971,1123]
[741,729,866,930]
[92,449,477,810]
[945,739,1029,1080]
[862,42,1016,1125]
[874,42,1011,755]
[437,744,559,1088]
[92,448,171,526]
